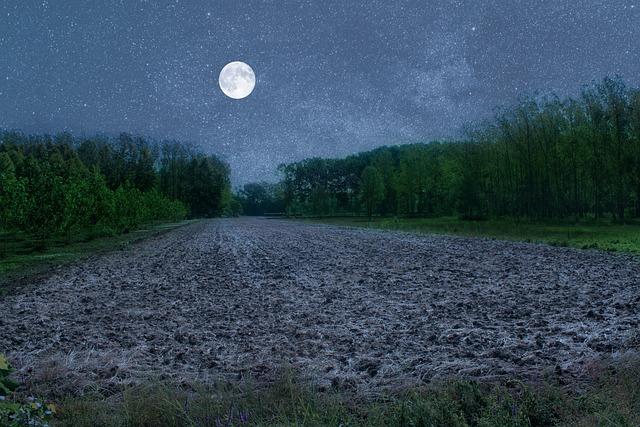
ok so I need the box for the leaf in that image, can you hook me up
[0,378,18,393]
[0,401,21,411]
[0,355,9,371]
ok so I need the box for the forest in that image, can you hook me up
[4,76,640,242]
[0,132,234,240]
[240,77,640,222]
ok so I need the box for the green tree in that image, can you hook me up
[360,166,384,220]
[0,131,223,242]
[0,153,29,230]
[238,182,285,216]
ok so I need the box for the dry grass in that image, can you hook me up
[45,357,640,426]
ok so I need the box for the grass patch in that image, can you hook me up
[0,220,197,295]
[36,361,640,426]
[308,216,640,254]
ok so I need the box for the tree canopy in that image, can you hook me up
[244,77,640,222]
[0,132,232,239]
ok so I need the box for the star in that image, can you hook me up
[0,0,637,184]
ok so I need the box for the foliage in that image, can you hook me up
[237,182,285,216]
[0,355,17,397]
[223,196,244,217]
[0,354,55,427]
[360,165,384,219]
[272,77,640,222]
[158,141,231,218]
[0,132,230,240]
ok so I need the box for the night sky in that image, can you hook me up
[1,1,638,184]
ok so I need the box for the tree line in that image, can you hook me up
[239,77,640,221]
[0,132,234,239]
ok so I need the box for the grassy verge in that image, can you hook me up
[307,216,640,254]
[0,220,197,295]
[25,359,640,426]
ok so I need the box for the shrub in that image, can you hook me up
[0,354,55,427]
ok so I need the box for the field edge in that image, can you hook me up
[0,219,199,295]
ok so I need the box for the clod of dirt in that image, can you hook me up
[1,218,639,396]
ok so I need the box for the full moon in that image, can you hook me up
[218,61,256,99]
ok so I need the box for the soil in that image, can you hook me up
[1,218,639,395]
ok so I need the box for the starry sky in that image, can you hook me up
[1,1,639,184]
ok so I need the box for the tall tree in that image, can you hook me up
[360,166,385,220]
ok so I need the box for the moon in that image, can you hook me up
[218,61,256,99]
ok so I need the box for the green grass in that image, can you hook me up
[0,220,197,294]
[41,360,640,426]
[308,216,640,254]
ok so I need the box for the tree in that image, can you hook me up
[262,77,640,223]
[629,89,640,216]
[0,131,225,242]
[457,142,486,220]
[0,153,28,231]
[360,166,384,220]
[238,182,284,216]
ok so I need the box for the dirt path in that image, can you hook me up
[1,218,639,395]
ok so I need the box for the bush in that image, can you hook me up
[0,354,55,427]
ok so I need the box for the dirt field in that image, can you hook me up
[1,218,639,395]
